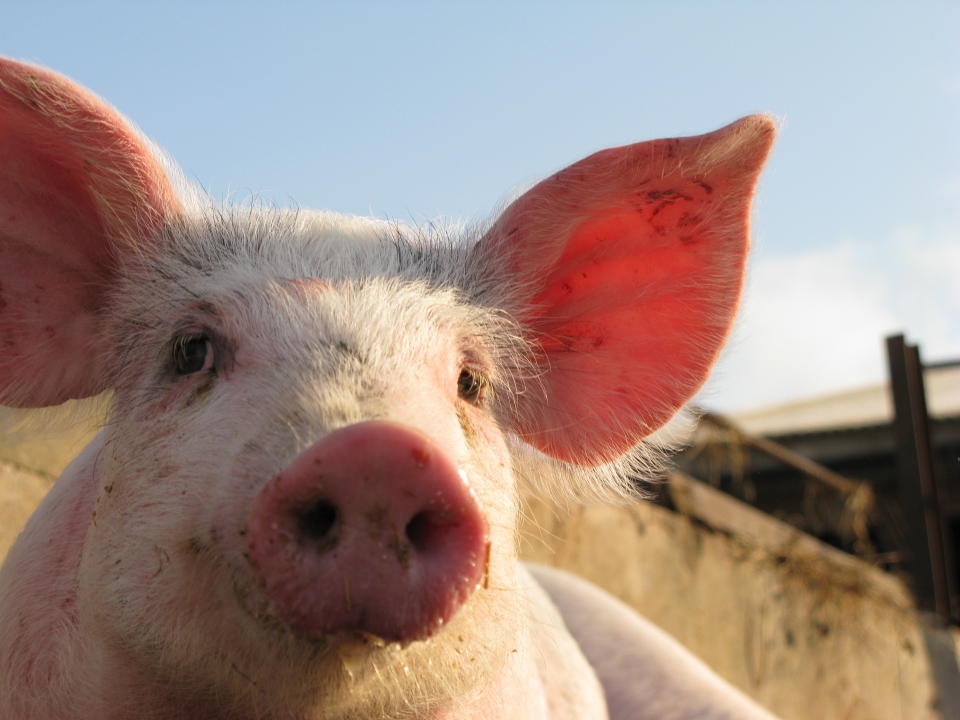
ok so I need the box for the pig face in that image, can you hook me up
[84,218,527,713]
[0,58,773,719]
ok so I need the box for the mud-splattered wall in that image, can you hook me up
[520,477,960,720]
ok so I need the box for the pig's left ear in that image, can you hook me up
[478,116,775,465]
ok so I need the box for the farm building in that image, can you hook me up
[677,349,960,620]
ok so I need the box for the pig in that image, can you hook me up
[0,57,777,720]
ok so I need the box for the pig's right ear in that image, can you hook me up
[0,59,179,407]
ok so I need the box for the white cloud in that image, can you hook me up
[699,223,960,413]
[938,174,960,202]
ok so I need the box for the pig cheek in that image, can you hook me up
[454,416,519,601]
[79,438,200,618]
[459,411,516,509]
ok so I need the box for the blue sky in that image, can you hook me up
[4,1,958,411]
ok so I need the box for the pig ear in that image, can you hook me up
[480,115,775,465]
[0,58,179,407]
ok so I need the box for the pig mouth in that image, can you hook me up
[171,530,500,717]
[330,630,396,671]
[227,555,399,657]
[227,560,300,639]
[225,562,428,700]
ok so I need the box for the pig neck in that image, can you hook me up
[0,433,194,720]
[86,584,577,720]
[0,432,105,719]
[90,637,557,720]
[427,635,554,720]
[425,567,608,720]
[95,618,561,720]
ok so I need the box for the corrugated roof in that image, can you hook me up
[728,363,960,437]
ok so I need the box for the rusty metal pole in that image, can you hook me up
[886,334,953,619]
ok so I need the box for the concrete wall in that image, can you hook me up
[520,476,960,719]
[3,415,959,719]
[0,460,54,562]
[0,409,97,560]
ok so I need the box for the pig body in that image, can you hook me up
[0,59,776,719]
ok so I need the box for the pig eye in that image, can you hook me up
[172,335,214,376]
[457,368,487,405]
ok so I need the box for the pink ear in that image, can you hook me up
[482,116,775,465]
[0,59,179,407]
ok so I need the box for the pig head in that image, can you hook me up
[0,58,774,720]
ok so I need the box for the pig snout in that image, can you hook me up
[247,420,489,643]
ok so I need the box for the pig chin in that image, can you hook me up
[119,548,519,719]
[88,561,511,720]
[230,574,514,715]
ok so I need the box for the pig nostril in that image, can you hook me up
[297,500,339,545]
[405,511,442,552]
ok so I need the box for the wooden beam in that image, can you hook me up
[886,334,954,619]
[698,411,872,501]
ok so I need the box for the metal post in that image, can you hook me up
[886,334,953,619]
